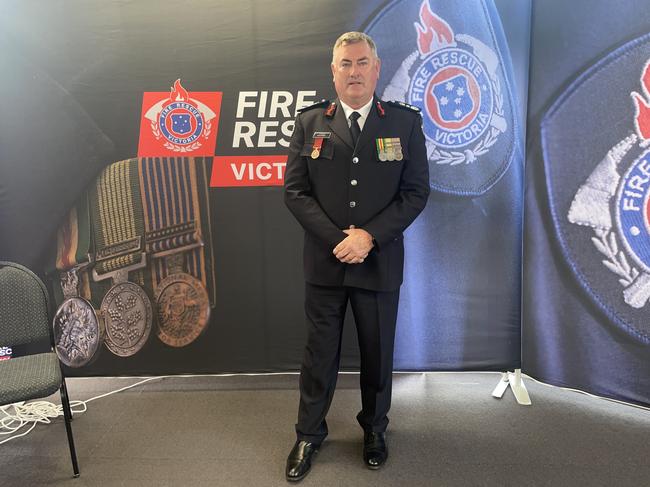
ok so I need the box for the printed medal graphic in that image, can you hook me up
[138,79,222,157]
[366,0,516,195]
[542,33,650,344]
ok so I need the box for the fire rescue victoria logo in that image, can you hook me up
[368,0,516,196]
[569,63,650,315]
[138,79,319,185]
[405,3,504,162]
[543,33,650,344]
[138,79,222,157]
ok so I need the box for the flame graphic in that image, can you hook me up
[414,0,454,56]
[632,63,650,141]
[169,79,189,102]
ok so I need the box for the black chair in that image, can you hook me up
[0,261,79,477]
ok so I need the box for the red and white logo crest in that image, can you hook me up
[138,79,222,157]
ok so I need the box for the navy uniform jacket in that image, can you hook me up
[284,96,430,292]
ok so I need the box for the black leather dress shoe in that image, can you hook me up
[286,440,319,482]
[363,432,388,469]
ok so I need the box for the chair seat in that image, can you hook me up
[0,352,62,406]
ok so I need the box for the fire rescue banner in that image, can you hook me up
[0,1,529,377]
[525,0,650,405]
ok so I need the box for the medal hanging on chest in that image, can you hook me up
[311,138,323,159]
[376,138,388,161]
[311,132,331,159]
[376,138,403,162]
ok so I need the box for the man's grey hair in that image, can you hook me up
[332,32,378,61]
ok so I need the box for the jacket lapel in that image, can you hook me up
[355,97,381,154]
[327,99,354,150]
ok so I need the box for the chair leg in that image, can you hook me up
[60,379,80,478]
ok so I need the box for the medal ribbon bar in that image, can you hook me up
[138,157,207,291]
[90,159,147,277]
[52,193,102,368]
[89,158,152,357]
[139,157,210,347]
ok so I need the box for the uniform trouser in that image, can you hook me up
[295,282,400,445]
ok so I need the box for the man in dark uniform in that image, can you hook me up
[283,31,429,481]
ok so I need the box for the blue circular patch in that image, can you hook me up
[616,149,650,272]
[158,102,204,145]
[408,47,493,149]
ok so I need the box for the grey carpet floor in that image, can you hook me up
[1,372,648,487]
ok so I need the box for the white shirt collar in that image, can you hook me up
[339,97,374,131]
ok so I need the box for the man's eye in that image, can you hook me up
[359,61,368,66]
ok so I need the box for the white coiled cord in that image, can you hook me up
[1,371,647,446]
[0,377,158,445]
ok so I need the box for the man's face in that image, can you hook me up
[331,41,381,109]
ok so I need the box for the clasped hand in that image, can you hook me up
[333,228,374,264]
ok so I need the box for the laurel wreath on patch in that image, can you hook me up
[151,121,161,139]
[163,141,202,152]
[430,71,504,166]
[592,228,639,287]
[587,133,641,290]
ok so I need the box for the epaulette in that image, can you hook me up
[375,100,386,118]
[386,100,421,113]
[298,99,330,113]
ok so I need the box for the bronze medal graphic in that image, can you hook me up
[138,157,215,348]
[53,268,102,367]
[101,280,153,357]
[53,296,102,367]
[154,273,210,347]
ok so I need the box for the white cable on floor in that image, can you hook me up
[1,370,647,446]
[522,373,650,412]
[0,372,298,444]
[1,401,66,445]
[0,377,162,445]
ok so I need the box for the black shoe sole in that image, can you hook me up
[364,454,387,470]
[286,471,308,482]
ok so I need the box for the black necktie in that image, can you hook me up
[349,111,361,147]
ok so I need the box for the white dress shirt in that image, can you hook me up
[339,98,374,131]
